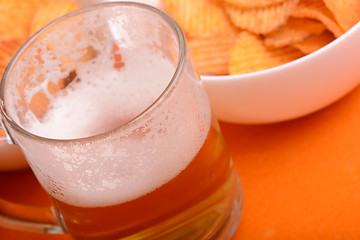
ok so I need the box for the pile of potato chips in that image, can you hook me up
[0,0,81,77]
[162,0,360,75]
[1,0,359,78]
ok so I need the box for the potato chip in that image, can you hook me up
[0,39,25,76]
[30,0,81,36]
[224,0,287,9]
[188,35,237,75]
[323,0,360,32]
[0,0,44,41]
[225,0,300,34]
[229,31,304,75]
[29,90,50,118]
[47,81,60,95]
[264,18,326,48]
[113,43,125,70]
[291,0,344,37]
[0,0,345,81]
[58,70,78,89]
[293,30,335,54]
[162,0,237,37]
[79,46,96,63]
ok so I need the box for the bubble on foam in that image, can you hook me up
[5,5,211,207]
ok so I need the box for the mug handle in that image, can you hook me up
[0,198,64,234]
[0,124,65,234]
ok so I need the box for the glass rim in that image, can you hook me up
[0,1,187,143]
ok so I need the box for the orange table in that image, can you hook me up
[2,83,360,239]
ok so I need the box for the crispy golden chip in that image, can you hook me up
[291,0,344,37]
[224,0,287,9]
[225,0,300,35]
[0,0,45,40]
[0,0,346,80]
[188,35,237,75]
[30,0,81,36]
[264,18,326,47]
[79,46,96,63]
[229,31,304,75]
[162,0,237,37]
[293,30,335,54]
[47,81,60,95]
[29,90,50,119]
[323,0,360,32]
[0,39,25,76]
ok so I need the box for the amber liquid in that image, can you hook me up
[55,122,236,240]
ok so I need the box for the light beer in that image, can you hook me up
[2,4,242,239]
[56,123,237,239]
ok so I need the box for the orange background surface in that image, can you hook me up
[2,82,360,239]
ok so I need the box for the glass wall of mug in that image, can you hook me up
[0,2,243,240]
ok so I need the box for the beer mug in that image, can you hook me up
[0,2,243,239]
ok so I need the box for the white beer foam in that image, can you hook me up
[6,6,211,207]
[25,47,172,139]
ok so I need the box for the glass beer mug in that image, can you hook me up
[0,2,243,239]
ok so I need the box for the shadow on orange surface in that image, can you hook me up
[222,84,360,239]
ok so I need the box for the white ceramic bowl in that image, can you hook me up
[202,21,360,124]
